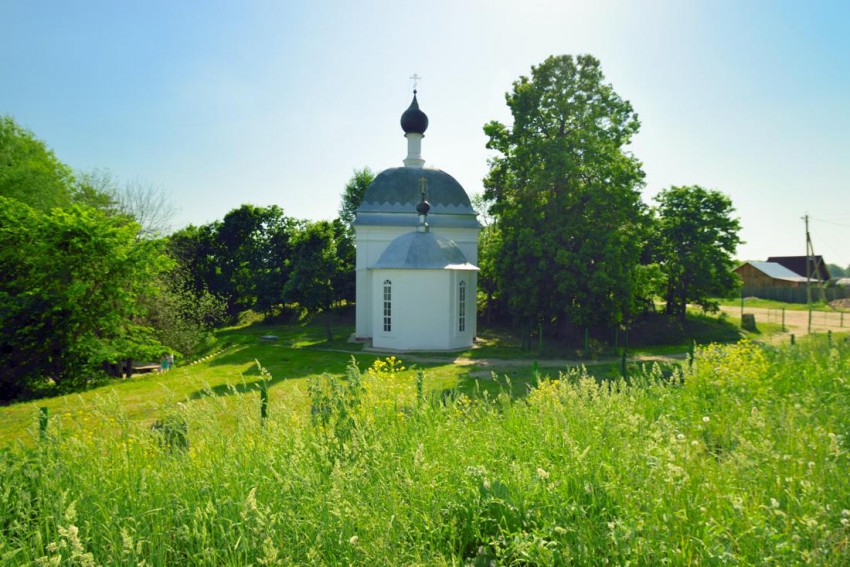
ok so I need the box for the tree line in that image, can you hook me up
[0,117,366,401]
[478,54,742,346]
[2,53,745,399]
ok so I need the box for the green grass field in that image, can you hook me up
[0,311,764,447]
[2,315,848,564]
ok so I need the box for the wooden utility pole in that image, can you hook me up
[803,213,828,334]
[805,213,812,333]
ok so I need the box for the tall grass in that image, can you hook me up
[1,339,849,565]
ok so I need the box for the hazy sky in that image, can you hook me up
[3,0,849,266]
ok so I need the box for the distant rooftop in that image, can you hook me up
[746,261,809,282]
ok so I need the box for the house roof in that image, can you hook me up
[743,261,809,283]
[766,256,831,280]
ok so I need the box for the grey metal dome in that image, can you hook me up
[400,92,428,134]
[357,167,475,215]
[371,231,477,270]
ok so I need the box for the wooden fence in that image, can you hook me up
[741,285,850,304]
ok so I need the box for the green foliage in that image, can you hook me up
[284,220,346,340]
[338,166,375,230]
[140,268,226,357]
[169,205,300,317]
[0,115,75,211]
[0,339,848,564]
[827,263,847,278]
[653,185,742,320]
[483,54,648,337]
[0,197,170,399]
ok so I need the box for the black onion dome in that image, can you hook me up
[416,199,431,215]
[400,92,429,134]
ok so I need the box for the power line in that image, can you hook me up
[809,216,850,229]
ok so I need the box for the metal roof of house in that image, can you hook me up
[766,256,831,280]
[747,261,810,282]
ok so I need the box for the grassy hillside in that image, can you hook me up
[1,329,848,564]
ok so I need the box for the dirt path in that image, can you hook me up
[315,346,688,372]
[718,305,848,344]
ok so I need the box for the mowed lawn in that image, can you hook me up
[0,310,779,447]
[0,319,540,447]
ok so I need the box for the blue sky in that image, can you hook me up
[2,0,849,266]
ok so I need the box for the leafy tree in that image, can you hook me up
[0,197,169,399]
[140,268,226,357]
[483,54,648,341]
[0,115,75,211]
[167,223,221,298]
[284,221,343,340]
[168,205,299,318]
[331,218,356,304]
[338,167,375,230]
[653,185,742,321]
[827,263,847,278]
[477,223,503,325]
[215,204,295,316]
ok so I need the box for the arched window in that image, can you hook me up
[458,280,466,333]
[383,280,392,332]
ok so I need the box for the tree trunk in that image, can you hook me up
[324,314,333,342]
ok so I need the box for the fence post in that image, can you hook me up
[740,290,744,320]
[538,322,543,355]
[782,308,786,332]
[39,407,49,440]
[828,330,832,345]
[260,381,269,423]
[583,328,589,359]
[790,334,795,346]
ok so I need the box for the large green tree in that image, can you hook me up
[483,54,648,340]
[0,198,169,398]
[284,221,344,340]
[0,116,76,211]
[653,185,742,321]
[168,205,299,318]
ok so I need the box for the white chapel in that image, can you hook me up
[353,91,481,351]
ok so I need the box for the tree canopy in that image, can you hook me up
[0,198,170,398]
[0,115,75,211]
[483,54,648,339]
[653,185,742,321]
[338,167,375,231]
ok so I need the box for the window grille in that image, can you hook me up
[383,280,392,332]
[458,280,466,333]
